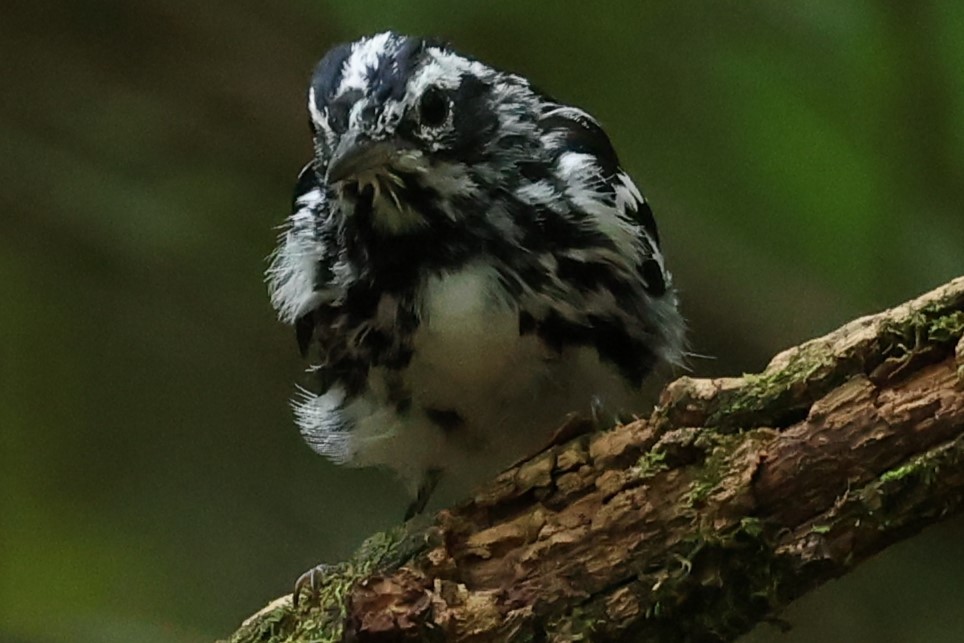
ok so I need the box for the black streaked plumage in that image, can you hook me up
[268,32,685,521]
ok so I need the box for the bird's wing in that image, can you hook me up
[509,104,683,382]
[267,163,341,355]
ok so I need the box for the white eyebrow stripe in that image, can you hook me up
[307,87,327,129]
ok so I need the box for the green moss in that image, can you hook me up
[681,436,734,508]
[636,448,669,478]
[706,302,964,433]
[632,517,789,642]
[224,526,415,643]
[619,428,799,640]
[352,525,414,572]
[545,606,601,641]
[633,435,964,641]
[855,435,964,537]
[878,451,943,488]
[925,310,964,343]
[739,517,764,539]
[539,519,785,641]
[877,307,964,367]
[705,346,835,431]
[879,463,919,485]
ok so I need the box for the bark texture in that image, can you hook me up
[225,276,964,643]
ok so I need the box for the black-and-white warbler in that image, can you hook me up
[268,32,684,518]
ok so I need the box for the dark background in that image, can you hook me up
[2,2,963,641]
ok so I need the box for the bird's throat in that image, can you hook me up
[343,177,428,236]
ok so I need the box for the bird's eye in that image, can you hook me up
[327,89,361,134]
[328,102,350,134]
[418,86,449,128]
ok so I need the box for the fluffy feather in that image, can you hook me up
[268,32,684,511]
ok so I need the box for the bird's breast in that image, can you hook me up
[344,260,643,492]
[408,262,542,401]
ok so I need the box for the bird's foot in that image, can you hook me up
[506,412,595,469]
[403,468,443,521]
[590,394,621,429]
[292,563,335,609]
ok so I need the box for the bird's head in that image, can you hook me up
[306,32,543,234]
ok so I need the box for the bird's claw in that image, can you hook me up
[590,395,618,429]
[292,563,334,608]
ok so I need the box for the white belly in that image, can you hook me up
[339,262,643,495]
[411,262,551,414]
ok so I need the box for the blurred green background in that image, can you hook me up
[2,1,962,641]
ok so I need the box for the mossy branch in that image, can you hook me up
[224,276,964,643]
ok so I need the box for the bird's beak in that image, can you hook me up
[325,134,399,184]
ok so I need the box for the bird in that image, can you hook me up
[268,31,685,520]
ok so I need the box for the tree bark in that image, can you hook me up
[224,276,964,643]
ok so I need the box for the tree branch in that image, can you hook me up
[225,276,964,643]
